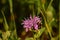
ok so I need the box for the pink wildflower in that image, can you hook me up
[22,15,41,32]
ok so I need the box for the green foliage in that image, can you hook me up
[0,18,3,23]
[34,27,45,38]
[0,0,59,40]
[25,37,33,40]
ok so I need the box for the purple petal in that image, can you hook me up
[34,24,38,30]
[30,15,32,20]
[23,25,28,28]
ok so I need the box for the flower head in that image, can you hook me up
[22,15,41,32]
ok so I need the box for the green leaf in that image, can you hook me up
[0,38,2,40]
[34,27,45,38]
[0,18,3,23]
[1,10,9,31]
[25,37,33,40]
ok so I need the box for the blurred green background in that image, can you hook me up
[0,0,59,40]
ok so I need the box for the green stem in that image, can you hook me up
[1,10,9,31]
[9,0,17,38]
[47,0,53,11]
[39,0,53,38]
[40,10,52,38]
[32,5,35,17]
